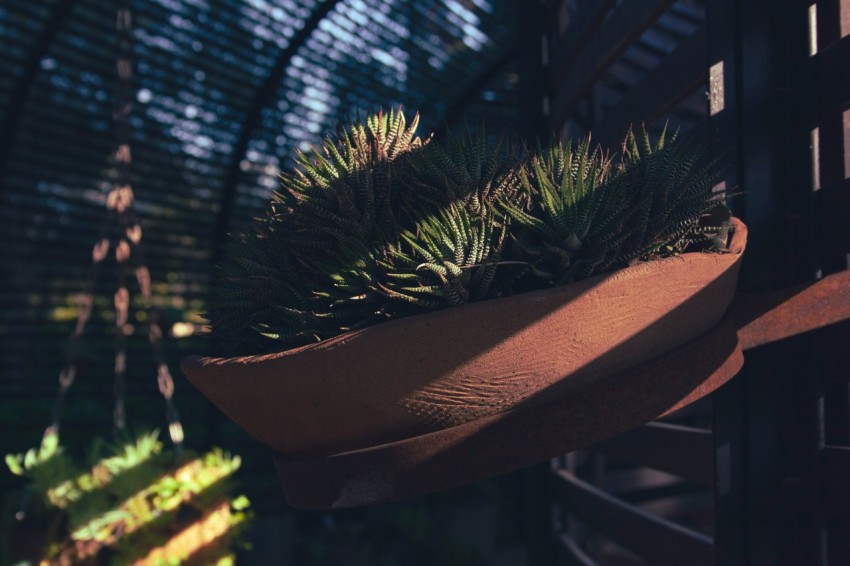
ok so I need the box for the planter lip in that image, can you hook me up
[184,216,747,369]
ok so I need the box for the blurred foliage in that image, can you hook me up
[3,430,250,565]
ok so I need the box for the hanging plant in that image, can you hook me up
[186,109,747,508]
[4,429,250,565]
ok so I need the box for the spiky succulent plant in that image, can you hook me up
[614,127,729,256]
[499,137,619,284]
[377,202,510,308]
[208,110,730,356]
[400,125,520,214]
[500,128,728,286]
[267,109,425,248]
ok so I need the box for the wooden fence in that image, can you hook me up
[522,0,850,563]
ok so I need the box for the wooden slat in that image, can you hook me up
[555,533,597,566]
[551,0,677,126]
[593,422,713,486]
[814,35,850,199]
[816,0,845,51]
[816,178,850,273]
[823,445,850,516]
[552,469,714,565]
[592,27,707,147]
[637,491,714,524]
[605,467,687,497]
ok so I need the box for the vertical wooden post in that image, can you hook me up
[815,2,850,562]
[518,2,557,564]
[706,0,747,562]
[711,0,825,562]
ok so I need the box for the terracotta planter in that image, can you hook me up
[183,218,747,503]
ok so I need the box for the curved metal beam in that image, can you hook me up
[0,0,81,189]
[433,46,517,140]
[213,0,343,264]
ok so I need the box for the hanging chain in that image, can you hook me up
[112,0,134,436]
[42,144,117,442]
[39,0,184,455]
[113,0,184,454]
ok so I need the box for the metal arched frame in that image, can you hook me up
[212,0,344,264]
[0,0,81,187]
[433,45,518,140]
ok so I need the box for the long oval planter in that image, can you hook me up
[183,218,747,502]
